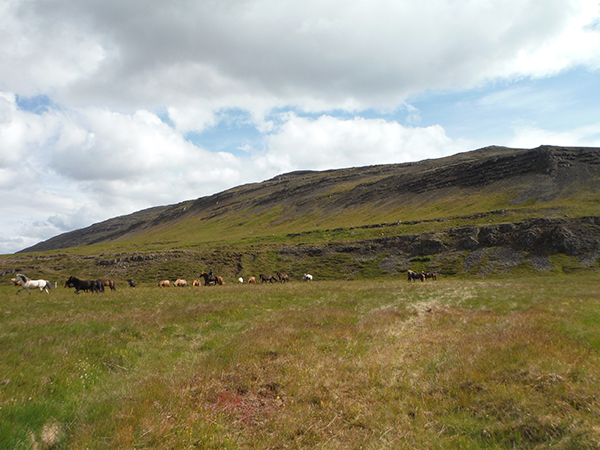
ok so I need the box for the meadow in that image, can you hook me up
[1,275,599,449]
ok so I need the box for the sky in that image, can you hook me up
[1,0,600,254]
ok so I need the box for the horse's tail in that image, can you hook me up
[46,281,52,290]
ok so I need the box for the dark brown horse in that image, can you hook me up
[407,270,424,282]
[424,272,437,281]
[65,276,96,293]
[200,272,214,286]
[200,272,225,286]
[260,273,276,283]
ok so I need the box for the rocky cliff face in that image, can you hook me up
[278,216,600,276]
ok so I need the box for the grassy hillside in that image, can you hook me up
[2,275,600,448]
[18,145,600,254]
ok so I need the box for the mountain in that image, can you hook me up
[20,145,600,253]
[6,145,599,281]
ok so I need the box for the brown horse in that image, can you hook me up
[276,272,289,283]
[158,280,170,287]
[247,276,256,284]
[174,279,188,287]
[100,279,116,291]
[424,272,437,281]
[192,279,201,286]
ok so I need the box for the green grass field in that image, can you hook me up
[1,275,600,449]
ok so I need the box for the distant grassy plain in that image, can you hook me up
[2,275,599,449]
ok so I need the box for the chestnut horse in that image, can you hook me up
[100,279,116,291]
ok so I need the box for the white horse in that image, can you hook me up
[15,274,51,294]
[303,273,313,282]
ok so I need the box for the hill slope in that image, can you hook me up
[19,145,600,254]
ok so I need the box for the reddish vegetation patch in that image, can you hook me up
[212,384,285,427]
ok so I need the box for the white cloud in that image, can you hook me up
[3,0,599,114]
[255,114,470,173]
[509,123,600,148]
[0,93,58,168]
[0,95,250,253]
[0,1,106,95]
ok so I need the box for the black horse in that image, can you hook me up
[65,276,97,294]
[94,279,105,293]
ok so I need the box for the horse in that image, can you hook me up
[192,279,201,287]
[158,280,170,287]
[10,278,22,286]
[200,272,224,286]
[407,270,424,282]
[127,279,137,288]
[15,274,51,294]
[174,279,188,287]
[64,276,96,294]
[424,272,437,281]
[303,273,313,282]
[200,272,215,286]
[100,279,116,291]
[276,272,289,283]
[94,279,105,293]
[238,277,244,284]
[260,273,276,283]
[247,276,256,284]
